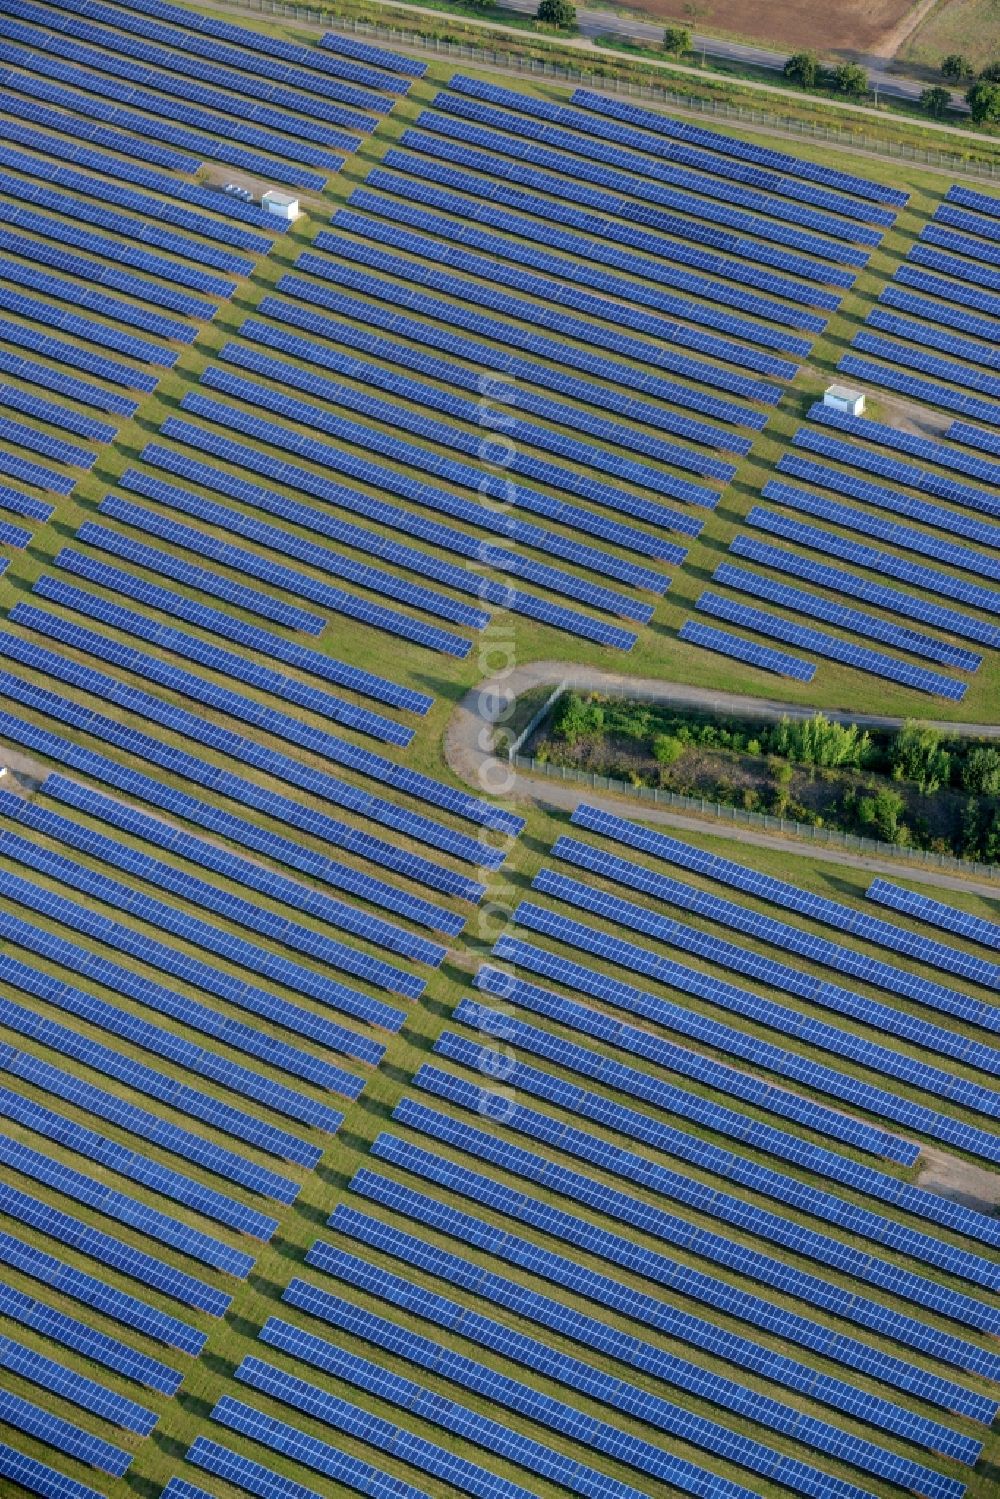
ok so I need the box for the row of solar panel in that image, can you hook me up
[794,421,999,517]
[0,253,192,348]
[404,1078,1000,1354]
[712,561,979,670]
[328,208,783,407]
[696,590,965,699]
[2,19,359,163]
[0,221,220,316]
[429,89,883,254]
[348,183,811,369]
[0,40,332,190]
[57,542,429,715]
[509,901,1000,1162]
[539,853,1000,1128]
[448,74,895,227]
[728,533,1000,651]
[4,11,374,144]
[5,0,382,132]
[99,488,480,659]
[46,772,445,968]
[0,321,152,403]
[569,87,908,206]
[36,569,417,747]
[760,482,1000,596]
[472,963,914,1162]
[0,147,255,277]
[869,879,1000,952]
[300,1225,969,1499]
[0,924,330,1169]
[0,1075,272,1243]
[897,261,1000,320]
[134,369,655,629]
[880,283,1000,348]
[81,0,414,94]
[361,167,823,343]
[180,368,700,552]
[379,144,842,317]
[221,327,723,514]
[374,1117,1000,1388]
[332,1195,982,1468]
[0,1029,290,1221]
[38,725,463,936]
[0,613,523,842]
[0,104,280,253]
[282,256,751,461]
[448,995,999,1255]
[568,805,999,1028]
[401,120,863,293]
[0,1275,179,1397]
[0,282,174,372]
[807,400,1000,492]
[278,1261,918,1499]
[155,380,682,586]
[0,780,424,1006]
[0,676,490,902]
[0,840,390,1082]
[41,0,400,110]
[258,291,736,481]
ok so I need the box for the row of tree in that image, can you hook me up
[783,52,869,95]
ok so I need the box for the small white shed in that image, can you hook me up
[262,189,300,222]
[823,383,865,417]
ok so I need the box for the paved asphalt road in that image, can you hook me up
[494,0,967,109]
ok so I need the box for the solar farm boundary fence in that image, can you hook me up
[509,681,1000,881]
[234,0,1000,182]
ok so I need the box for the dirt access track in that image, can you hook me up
[607,0,928,57]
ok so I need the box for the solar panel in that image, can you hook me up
[838,353,1000,428]
[333,1194,986,1459]
[472,964,917,1164]
[568,87,907,204]
[806,400,1000,494]
[0,1280,179,1396]
[455,989,995,1249]
[354,171,818,344]
[0,1438,109,1499]
[679,618,815,679]
[505,908,1000,1161]
[867,880,1000,952]
[369,1127,1000,1392]
[0,1333,156,1436]
[298,1233,970,1494]
[729,533,999,651]
[409,1067,998,1327]
[0,677,489,901]
[565,805,1000,1010]
[712,561,980,670]
[35,571,416,747]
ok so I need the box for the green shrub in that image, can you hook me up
[784,50,819,87]
[768,713,870,768]
[536,0,575,26]
[857,787,907,844]
[552,692,604,745]
[652,733,686,766]
[962,746,1000,794]
[889,721,952,793]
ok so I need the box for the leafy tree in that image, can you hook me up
[962,745,1000,794]
[552,692,603,745]
[831,61,869,96]
[961,797,984,859]
[536,0,575,26]
[784,51,819,88]
[941,53,974,80]
[889,721,952,793]
[979,61,1000,81]
[984,808,1000,864]
[662,25,691,54]
[921,84,953,117]
[857,787,906,844]
[967,80,1000,123]
[768,713,870,768]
